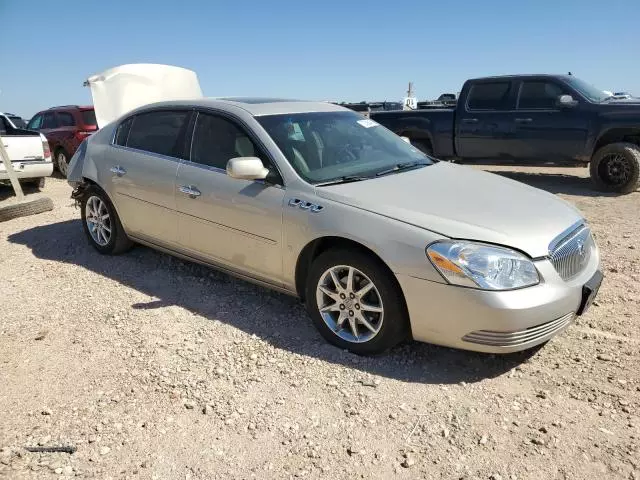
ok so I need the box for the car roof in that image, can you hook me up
[129,97,349,117]
[468,74,570,82]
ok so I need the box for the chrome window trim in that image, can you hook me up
[110,144,183,164]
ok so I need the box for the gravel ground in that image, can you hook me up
[1,167,638,480]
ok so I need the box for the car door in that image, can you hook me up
[455,80,515,160]
[508,79,590,162]
[107,109,191,246]
[40,111,60,151]
[175,111,286,284]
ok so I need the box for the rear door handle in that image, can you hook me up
[179,185,201,198]
[515,118,533,124]
[462,118,479,124]
[110,166,126,176]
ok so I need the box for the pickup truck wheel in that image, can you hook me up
[590,142,640,194]
[55,149,69,178]
[80,185,133,255]
[305,249,409,355]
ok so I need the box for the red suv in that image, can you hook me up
[27,105,97,177]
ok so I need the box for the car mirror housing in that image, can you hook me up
[557,94,578,108]
[226,157,269,181]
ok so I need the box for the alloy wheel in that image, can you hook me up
[315,265,384,343]
[600,153,631,186]
[57,152,68,177]
[85,196,111,246]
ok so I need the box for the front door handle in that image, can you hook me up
[110,166,126,177]
[515,118,533,124]
[462,118,479,124]
[179,185,201,198]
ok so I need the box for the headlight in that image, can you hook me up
[426,241,539,290]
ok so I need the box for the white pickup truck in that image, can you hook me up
[1,111,53,188]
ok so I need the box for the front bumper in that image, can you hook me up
[397,253,601,354]
[0,160,53,180]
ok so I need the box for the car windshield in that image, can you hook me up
[8,116,27,128]
[562,76,610,102]
[257,111,432,184]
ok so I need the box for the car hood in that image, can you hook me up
[315,162,583,258]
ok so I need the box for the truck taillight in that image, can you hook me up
[42,138,51,159]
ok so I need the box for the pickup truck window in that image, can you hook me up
[258,111,432,184]
[466,82,511,111]
[562,76,608,103]
[517,81,566,110]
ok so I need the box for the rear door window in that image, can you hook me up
[517,81,567,110]
[466,82,512,110]
[57,112,76,127]
[126,110,189,158]
[42,112,58,129]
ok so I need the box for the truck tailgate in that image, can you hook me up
[1,134,44,161]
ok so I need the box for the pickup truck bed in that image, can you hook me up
[0,114,53,184]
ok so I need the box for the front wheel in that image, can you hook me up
[80,185,133,254]
[589,142,640,194]
[305,249,410,355]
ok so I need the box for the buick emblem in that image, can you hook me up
[576,239,586,258]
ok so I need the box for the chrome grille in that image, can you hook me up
[549,224,594,281]
[462,313,574,347]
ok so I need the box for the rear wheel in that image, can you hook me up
[305,249,409,355]
[80,185,133,254]
[590,142,640,194]
[56,149,70,178]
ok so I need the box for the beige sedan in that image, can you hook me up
[67,98,602,355]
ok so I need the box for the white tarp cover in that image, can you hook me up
[86,63,203,128]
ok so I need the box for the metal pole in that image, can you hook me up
[0,138,25,202]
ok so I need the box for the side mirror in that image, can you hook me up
[400,136,411,144]
[226,157,269,181]
[557,94,578,108]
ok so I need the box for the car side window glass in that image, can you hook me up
[518,81,566,110]
[126,110,189,158]
[28,114,43,130]
[467,82,511,110]
[57,112,76,127]
[42,112,58,129]
[114,117,133,146]
[191,113,269,171]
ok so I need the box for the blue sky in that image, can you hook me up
[2,0,639,118]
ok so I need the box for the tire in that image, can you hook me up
[0,197,53,222]
[55,149,70,178]
[589,142,640,194]
[80,185,133,254]
[19,177,45,190]
[305,249,410,355]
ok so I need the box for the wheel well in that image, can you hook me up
[294,236,395,301]
[399,132,432,150]
[594,129,640,155]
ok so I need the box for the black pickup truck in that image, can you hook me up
[370,74,640,193]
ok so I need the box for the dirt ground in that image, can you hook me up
[0,166,638,480]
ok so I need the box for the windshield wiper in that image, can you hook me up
[315,175,373,187]
[375,161,430,177]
